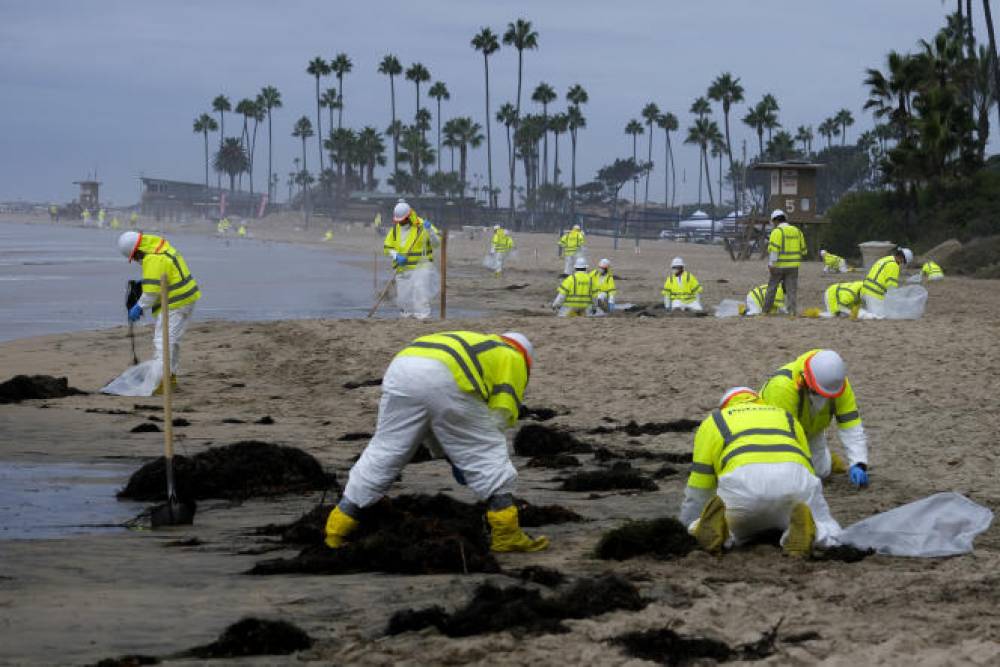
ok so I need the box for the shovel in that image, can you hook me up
[126,280,142,365]
[151,273,196,527]
[367,275,397,318]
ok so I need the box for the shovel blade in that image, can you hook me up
[150,496,197,527]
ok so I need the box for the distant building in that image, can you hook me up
[73,180,101,212]
[140,177,264,219]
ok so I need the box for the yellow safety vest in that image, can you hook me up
[687,399,813,491]
[862,255,899,300]
[825,281,862,314]
[823,252,844,270]
[922,261,943,279]
[748,283,784,312]
[492,231,514,253]
[559,230,585,254]
[759,349,862,440]
[768,224,806,268]
[396,331,528,427]
[137,235,201,314]
[383,214,436,272]
[661,271,702,303]
[558,271,594,309]
[589,269,616,296]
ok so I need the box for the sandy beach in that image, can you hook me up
[1,213,999,665]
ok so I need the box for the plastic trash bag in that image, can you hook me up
[396,263,439,318]
[101,360,162,397]
[883,284,928,320]
[482,252,501,271]
[836,492,993,557]
[906,272,923,284]
[714,299,743,318]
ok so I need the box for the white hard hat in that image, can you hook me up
[598,258,610,269]
[720,386,758,409]
[117,231,141,262]
[572,224,581,231]
[898,247,914,265]
[574,256,588,270]
[393,201,411,222]
[671,256,684,268]
[803,350,846,399]
[819,249,827,257]
[770,209,786,221]
[501,332,534,367]
[493,224,501,230]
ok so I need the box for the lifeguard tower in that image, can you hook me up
[74,179,101,213]
[727,160,825,260]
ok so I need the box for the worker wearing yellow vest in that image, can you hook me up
[552,257,595,317]
[97,208,106,228]
[326,331,549,553]
[558,224,586,275]
[82,209,91,225]
[679,387,841,556]
[819,249,848,273]
[822,281,863,318]
[117,231,201,386]
[662,257,703,312]
[129,211,139,227]
[921,260,944,282]
[745,283,785,316]
[487,224,515,276]
[859,246,912,319]
[49,204,59,222]
[217,217,231,235]
[759,350,869,486]
[590,258,617,315]
[763,210,805,315]
[383,200,441,319]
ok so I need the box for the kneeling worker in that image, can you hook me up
[819,249,848,273]
[679,387,841,556]
[745,283,785,316]
[590,258,616,314]
[662,257,703,312]
[859,246,912,319]
[822,281,863,318]
[921,260,944,282]
[117,231,201,389]
[552,257,594,317]
[760,349,870,487]
[325,331,548,553]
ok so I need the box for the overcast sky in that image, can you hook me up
[1,0,990,207]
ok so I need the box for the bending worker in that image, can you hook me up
[760,349,870,487]
[662,257,703,312]
[921,260,944,282]
[558,224,586,275]
[590,258,616,315]
[822,281,863,318]
[325,331,548,553]
[552,257,594,317]
[762,209,805,315]
[117,231,201,389]
[858,246,912,319]
[679,387,841,557]
[383,200,440,319]
[489,224,514,276]
[745,283,785,316]
[819,249,848,273]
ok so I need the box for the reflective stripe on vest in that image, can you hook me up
[864,257,896,296]
[401,333,520,409]
[771,226,804,266]
[710,408,812,470]
[560,272,593,308]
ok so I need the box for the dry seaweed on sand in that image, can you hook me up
[0,374,85,404]
[811,544,875,563]
[513,423,592,456]
[560,463,658,492]
[588,419,699,436]
[526,454,581,468]
[178,618,312,659]
[596,518,698,561]
[519,405,559,421]
[117,441,336,501]
[593,446,692,465]
[612,618,781,665]
[386,573,646,637]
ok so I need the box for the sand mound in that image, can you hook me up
[942,235,1000,277]
[117,441,336,501]
[596,518,698,560]
[513,423,592,456]
[387,573,646,637]
[560,463,658,492]
[0,374,85,404]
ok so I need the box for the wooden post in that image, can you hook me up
[160,274,174,469]
[439,230,448,320]
[373,250,378,295]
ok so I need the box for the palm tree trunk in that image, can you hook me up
[703,147,715,209]
[203,130,209,188]
[267,110,273,200]
[460,144,468,197]
[757,129,764,158]
[315,76,324,174]
[217,110,224,190]
[249,118,259,196]
[718,152,723,212]
[542,105,549,186]
[668,132,677,208]
[483,54,494,207]
[697,149,703,208]
[507,124,515,221]
[632,135,638,208]
[644,123,653,210]
[553,132,560,185]
[723,110,735,188]
[570,130,578,216]
[841,123,846,146]
[436,98,442,173]
[663,129,669,211]
[983,0,1000,129]
[390,75,398,177]
[338,75,344,129]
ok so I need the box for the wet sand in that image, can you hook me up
[1,213,999,664]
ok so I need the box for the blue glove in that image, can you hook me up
[451,463,467,486]
[848,464,869,488]
[394,252,407,266]
[423,220,432,231]
[608,301,615,314]
[128,303,143,322]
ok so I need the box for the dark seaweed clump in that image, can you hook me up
[596,518,697,560]
[0,374,85,403]
[181,618,312,659]
[560,463,658,492]
[588,419,699,436]
[513,424,592,456]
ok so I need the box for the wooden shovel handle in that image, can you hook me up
[160,274,173,461]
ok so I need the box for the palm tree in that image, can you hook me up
[357,126,386,189]
[428,81,450,173]
[549,112,568,184]
[234,98,257,190]
[818,118,839,149]
[983,0,1000,127]
[306,56,330,173]
[624,119,644,208]
[292,116,314,216]
[259,86,282,200]
[193,113,218,188]
[531,82,557,184]
[378,54,403,177]
[742,101,772,158]
[707,71,744,187]
[685,117,721,210]
[448,117,485,195]
[641,102,660,209]
[657,112,678,209]
[405,62,431,127]
[211,95,231,188]
[247,99,266,195]
[472,28,500,207]
[325,128,356,192]
[320,88,339,136]
[795,125,813,154]
[566,84,588,209]
[766,130,798,161]
[834,108,855,145]
[690,96,711,118]
[443,118,461,171]
[503,18,539,121]
[761,93,780,141]
[214,137,249,192]
[496,103,518,216]
[330,53,352,129]
[710,136,726,211]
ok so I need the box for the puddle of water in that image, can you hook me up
[0,461,144,540]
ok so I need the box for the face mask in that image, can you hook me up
[809,391,828,413]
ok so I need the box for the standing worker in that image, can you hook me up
[745,282,785,316]
[759,349,870,487]
[129,211,139,227]
[552,257,594,317]
[822,281,863,318]
[858,246,913,319]
[82,208,91,225]
[383,200,440,319]
[590,258,617,315]
[97,208,106,228]
[679,387,841,556]
[49,205,59,222]
[762,209,805,315]
[819,249,848,273]
[488,224,515,276]
[325,331,549,553]
[117,231,201,391]
[558,224,586,276]
[661,257,703,312]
